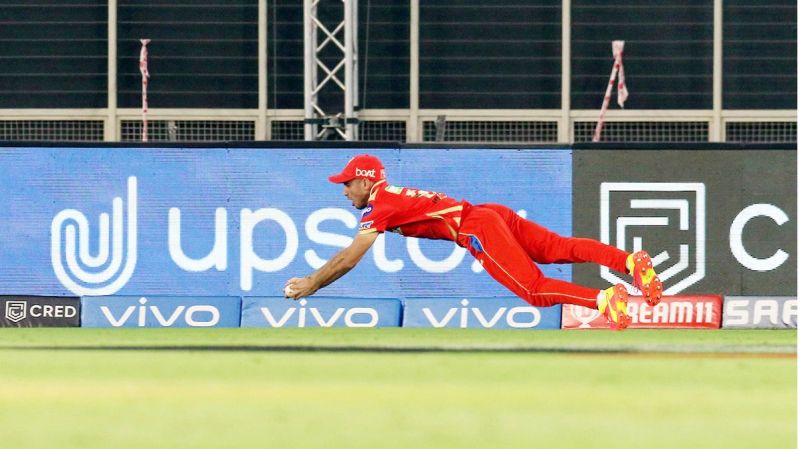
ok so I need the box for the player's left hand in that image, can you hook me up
[284,277,318,300]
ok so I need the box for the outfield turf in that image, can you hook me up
[0,328,795,449]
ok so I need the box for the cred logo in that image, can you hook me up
[4,301,26,323]
[3,301,77,323]
[600,182,705,294]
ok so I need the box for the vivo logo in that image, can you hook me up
[421,299,542,329]
[51,177,138,296]
[99,297,220,327]
[258,299,379,328]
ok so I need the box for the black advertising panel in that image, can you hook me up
[573,149,796,296]
[0,296,80,327]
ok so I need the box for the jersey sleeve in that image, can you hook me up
[358,200,393,234]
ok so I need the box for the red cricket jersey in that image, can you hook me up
[357,180,469,241]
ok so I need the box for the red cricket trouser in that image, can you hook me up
[455,204,629,309]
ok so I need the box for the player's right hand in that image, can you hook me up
[283,277,318,300]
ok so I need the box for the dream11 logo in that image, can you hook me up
[51,177,138,296]
[600,182,706,295]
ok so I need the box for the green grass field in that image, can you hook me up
[0,328,795,449]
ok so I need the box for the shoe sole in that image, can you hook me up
[610,284,630,331]
[633,252,663,307]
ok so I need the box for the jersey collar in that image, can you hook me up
[368,179,386,201]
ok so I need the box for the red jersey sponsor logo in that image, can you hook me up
[562,295,722,329]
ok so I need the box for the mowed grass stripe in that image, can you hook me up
[0,328,795,354]
[0,343,796,355]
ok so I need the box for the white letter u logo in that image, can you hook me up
[51,177,138,296]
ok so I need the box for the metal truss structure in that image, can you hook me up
[303,0,359,140]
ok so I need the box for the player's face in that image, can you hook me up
[343,178,371,209]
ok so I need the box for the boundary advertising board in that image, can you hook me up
[573,149,796,296]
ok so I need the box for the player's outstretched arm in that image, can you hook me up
[284,231,379,300]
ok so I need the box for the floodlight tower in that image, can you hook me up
[303,0,359,140]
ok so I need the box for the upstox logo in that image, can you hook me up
[600,182,705,294]
[51,177,138,296]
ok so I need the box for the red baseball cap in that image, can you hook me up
[328,154,386,183]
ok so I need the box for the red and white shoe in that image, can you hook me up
[598,284,630,330]
[627,250,663,306]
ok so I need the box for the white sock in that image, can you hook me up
[596,289,607,306]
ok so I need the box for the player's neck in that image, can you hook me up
[369,179,386,195]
